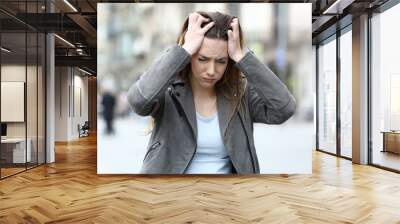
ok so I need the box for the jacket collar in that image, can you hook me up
[171,77,236,141]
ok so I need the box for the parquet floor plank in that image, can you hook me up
[1,135,400,223]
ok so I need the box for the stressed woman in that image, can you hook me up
[127,11,296,174]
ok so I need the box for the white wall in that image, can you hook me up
[1,66,26,130]
[55,67,67,141]
[1,63,46,164]
[1,65,39,137]
[55,67,89,141]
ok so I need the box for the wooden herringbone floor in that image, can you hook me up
[1,135,400,224]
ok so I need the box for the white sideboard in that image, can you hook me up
[1,138,32,163]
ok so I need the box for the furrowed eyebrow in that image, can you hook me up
[198,54,210,59]
[199,54,228,61]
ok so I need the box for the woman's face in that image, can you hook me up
[190,37,228,89]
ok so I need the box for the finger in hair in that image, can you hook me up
[201,21,215,33]
[197,16,210,25]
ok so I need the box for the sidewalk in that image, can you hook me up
[98,114,313,174]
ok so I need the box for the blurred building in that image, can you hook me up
[98,3,313,122]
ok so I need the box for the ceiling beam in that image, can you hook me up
[55,55,96,72]
[312,15,335,33]
[67,13,97,40]
[322,0,356,15]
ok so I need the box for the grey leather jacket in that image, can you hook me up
[127,45,296,174]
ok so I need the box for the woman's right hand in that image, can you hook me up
[182,13,215,55]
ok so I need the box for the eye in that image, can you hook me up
[198,58,207,62]
[217,60,227,64]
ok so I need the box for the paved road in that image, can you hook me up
[98,113,313,174]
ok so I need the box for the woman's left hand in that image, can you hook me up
[227,18,244,63]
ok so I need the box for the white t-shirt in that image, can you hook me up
[185,111,232,174]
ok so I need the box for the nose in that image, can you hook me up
[206,61,216,77]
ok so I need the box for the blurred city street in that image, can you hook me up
[98,113,313,174]
[98,113,150,174]
[97,3,314,174]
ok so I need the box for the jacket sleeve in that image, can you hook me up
[127,45,191,117]
[235,50,296,124]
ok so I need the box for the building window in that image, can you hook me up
[339,28,352,158]
[318,36,337,155]
[371,3,400,171]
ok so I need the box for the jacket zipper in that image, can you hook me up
[144,141,161,161]
[168,86,197,173]
[168,87,185,118]
[223,104,242,174]
[237,111,256,173]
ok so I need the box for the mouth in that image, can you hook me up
[202,78,216,83]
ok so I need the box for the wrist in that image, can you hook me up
[232,51,244,63]
[182,44,195,56]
